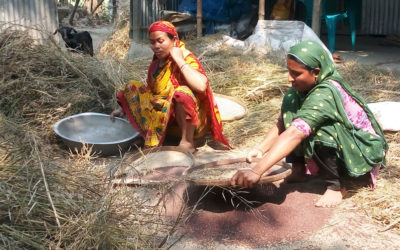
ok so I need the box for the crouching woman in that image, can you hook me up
[231,41,387,207]
[111,21,230,152]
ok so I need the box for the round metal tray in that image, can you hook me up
[54,112,140,156]
[183,157,292,186]
[112,146,195,185]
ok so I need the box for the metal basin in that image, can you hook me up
[54,112,141,156]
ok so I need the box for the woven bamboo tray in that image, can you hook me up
[214,93,248,121]
[183,157,292,187]
[112,146,194,185]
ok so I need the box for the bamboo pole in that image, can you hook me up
[129,0,134,39]
[258,0,265,20]
[112,0,117,23]
[197,0,202,38]
[312,0,322,36]
[131,0,141,41]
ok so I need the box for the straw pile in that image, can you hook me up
[98,5,131,59]
[0,28,178,248]
[98,22,131,59]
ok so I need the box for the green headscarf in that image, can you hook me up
[282,41,388,177]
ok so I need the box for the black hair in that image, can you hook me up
[166,33,175,40]
[287,54,315,72]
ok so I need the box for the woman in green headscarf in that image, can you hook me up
[231,41,388,207]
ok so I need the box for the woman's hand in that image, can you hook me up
[169,46,184,64]
[169,46,207,93]
[110,107,125,121]
[151,99,164,111]
[246,149,263,162]
[139,85,149,94]
[230,169,261,188]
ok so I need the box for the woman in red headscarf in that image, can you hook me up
[110,21,230,152]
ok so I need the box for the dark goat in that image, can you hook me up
[54,26,93,56]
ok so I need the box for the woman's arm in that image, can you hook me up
[231,125,307,188]
[256,119,285,154]
[247,119,285,162]
[170,47,207,93]
[253,125,306,175]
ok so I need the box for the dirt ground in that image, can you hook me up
[82,24,400,249]
[155,147,400,249]
[167,203,400,249]
[165,180,400,249]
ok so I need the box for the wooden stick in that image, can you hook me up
[196,0,202,38]
[246,81,275,96]
[34,138,61,228]
[312,0,322,36]
[90,0,105,15]
[112,0,117,23]
[197,49,208,60]
[258,0,265,20]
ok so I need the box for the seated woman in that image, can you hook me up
[111,21,230,153]
[231,41,387,207]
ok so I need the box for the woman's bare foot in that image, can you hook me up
[315,188,347,208]
[285,162,307,183]
[333,52,343,64]
[178,141,196,154]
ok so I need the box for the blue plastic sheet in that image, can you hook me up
[178,0,252,34]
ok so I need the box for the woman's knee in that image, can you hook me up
[174,101,186,117]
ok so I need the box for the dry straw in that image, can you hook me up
[98,5,131,59]
[0,27,181,248]
[337,62,400,233]
[1,20,400,249]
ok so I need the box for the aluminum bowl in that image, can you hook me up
[54,112,141,156]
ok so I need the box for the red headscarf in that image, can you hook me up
[148,20,178,40]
